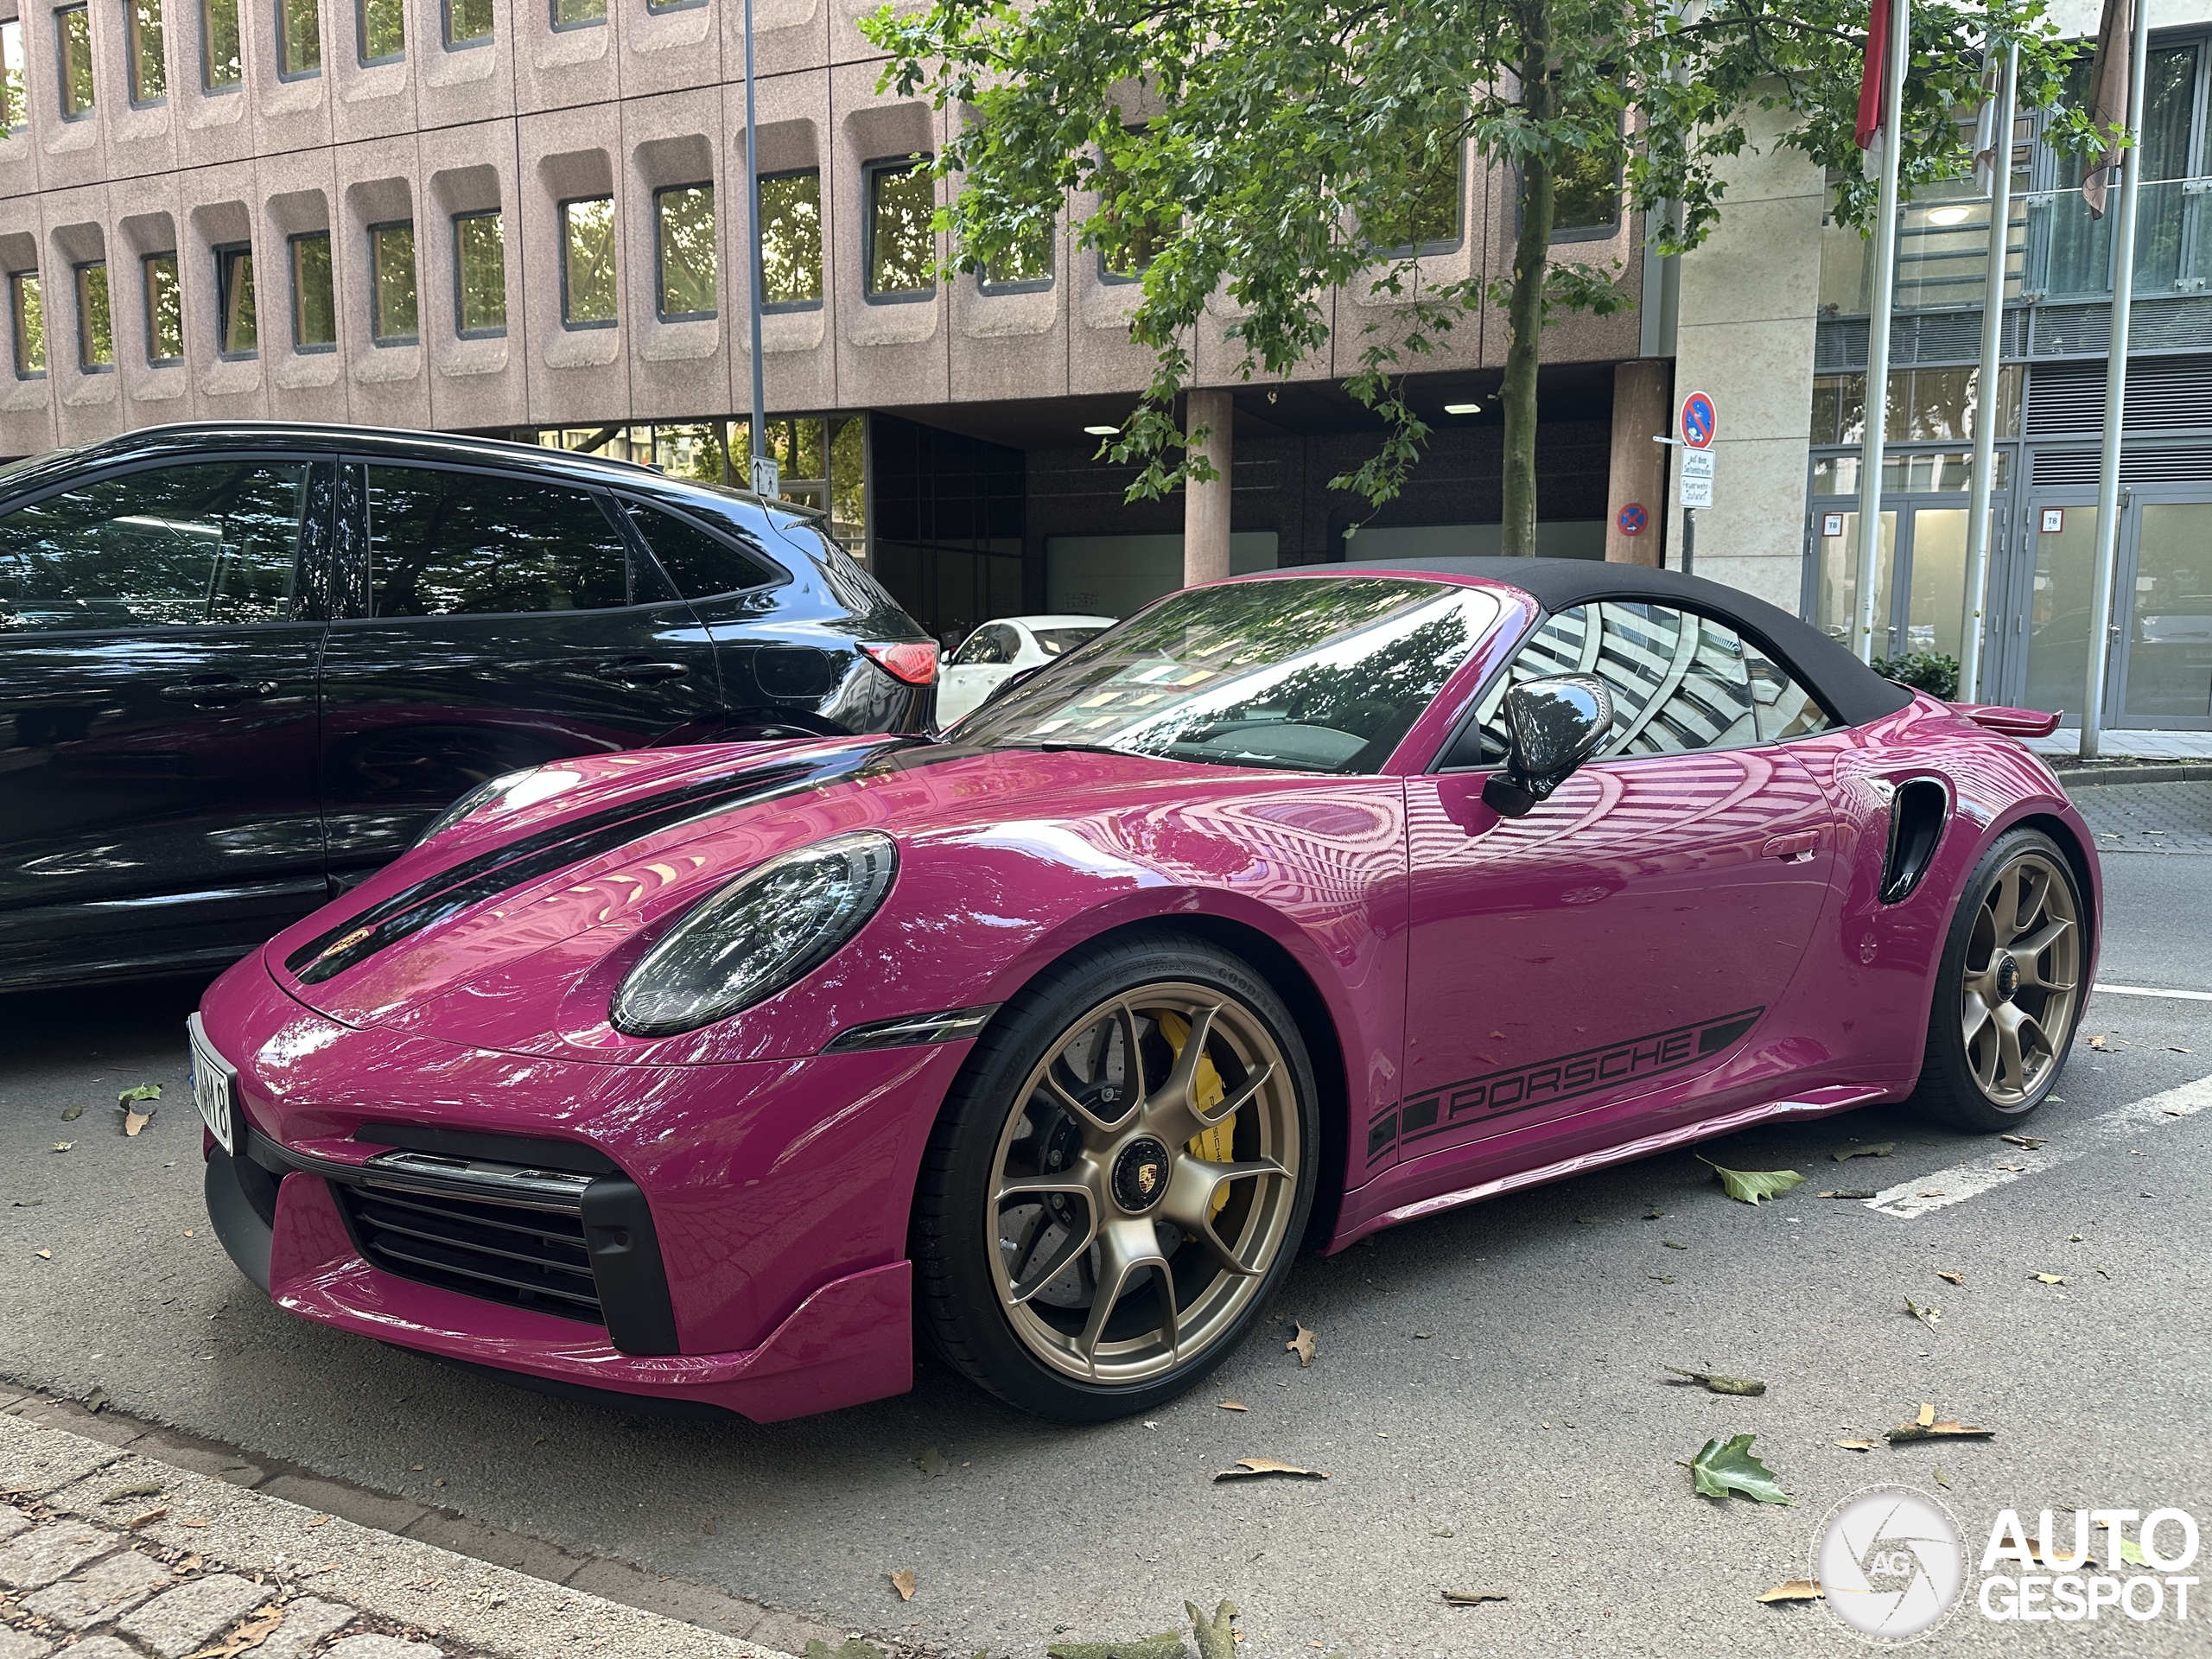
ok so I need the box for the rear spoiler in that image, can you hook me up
[1953,702,2063,739]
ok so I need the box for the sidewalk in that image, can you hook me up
[0,1411,814,1659]
[2026,728,2212,762]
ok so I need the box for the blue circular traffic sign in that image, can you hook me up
[1679,391,1717,450]
[1617,502,1649,537]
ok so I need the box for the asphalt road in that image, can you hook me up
[4,784,2209,1657]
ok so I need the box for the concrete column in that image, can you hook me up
[1184,388,1235,585]
[1606,359,1673,567]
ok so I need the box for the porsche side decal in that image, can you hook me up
[1367,1007,1765,1163]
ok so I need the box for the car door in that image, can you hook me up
[317,458,724,882]
[1395,600,1844,1159]
[0,454,334,987]
[937,622,1018,726]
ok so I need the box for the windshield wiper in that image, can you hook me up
[997,740,1132,756]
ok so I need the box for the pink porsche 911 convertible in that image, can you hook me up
[193,558,2098,1423]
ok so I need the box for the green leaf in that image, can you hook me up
[117,1084,162,1105]
[1665,1364,1766,1396]
[1700,1160,1806,1205]
[1833,1142,1895,1162]
[1689,1433,1791,1504]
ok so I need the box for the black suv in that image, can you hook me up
[0,423,937,992]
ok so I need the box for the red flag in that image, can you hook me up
[2083,0,2133,219]
[1856,0,1892,149]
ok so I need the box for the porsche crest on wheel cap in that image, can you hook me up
[1112,1137,1172,1212]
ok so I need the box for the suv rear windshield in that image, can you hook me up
[957,575,1499,773]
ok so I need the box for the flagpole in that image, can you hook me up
[1853,0,1909,667]
[1961,40,2017,703]
[2082,1,2151,757]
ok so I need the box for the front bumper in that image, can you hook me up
[198,953,967,1421]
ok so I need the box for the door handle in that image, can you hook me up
[159,677,280,706]
[594,659,690,684]
[1762,831,1820,863]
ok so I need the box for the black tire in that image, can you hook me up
[1907,827,2088,1133]
[912,929,1319,1422]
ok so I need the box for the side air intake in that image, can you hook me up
[1880,779,1948,904]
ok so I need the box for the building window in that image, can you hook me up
[758,168,822,310]
[560,195,615,327]
[289,231,334,350]
[74,261,111,370]
[864,157,935,301]
[214,243,256,358]
[442,0,489,46]
[0,19,23,131]
[1381,140,1463,256]
[549,0,601,28]
[369,220,417,343]
[143,251,181,361]
[1096,130,1176,284]
[1552,147,1622,242]
[125,0,163,102]
[58,4,93,117]
[978,224,1052,296]
[645,0,699,12]
[356,0,399,62]
[278,0,319,74]
[200,0,240,89]
[453,209,505,335]
[10,271,44,378]
[655,183,715,321]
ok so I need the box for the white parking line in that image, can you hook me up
[1865,1074,2212,1218]
[2096,983,2212,1001]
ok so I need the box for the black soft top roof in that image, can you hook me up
[1336,556,1913,729]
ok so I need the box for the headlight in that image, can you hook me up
[414,766,584,848]
[610,831,898,1037]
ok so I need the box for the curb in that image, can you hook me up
[0,1411,808,1659]
[2053,763,2212,791]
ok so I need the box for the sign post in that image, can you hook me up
[1675,391,1717,577]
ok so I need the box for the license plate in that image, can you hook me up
[187,1013,238,1154]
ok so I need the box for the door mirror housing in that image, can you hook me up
[1480,674,1613,819]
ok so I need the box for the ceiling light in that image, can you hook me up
[1926,207,1972,226]
[1444,402,1483,416]
[1083,424,1119,435]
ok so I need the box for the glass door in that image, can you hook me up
[1808,501,1982,668]
[2120,500,2212,726]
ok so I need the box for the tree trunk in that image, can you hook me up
[1502,0,1555,559]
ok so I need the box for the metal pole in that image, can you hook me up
[1961,41,2017,704]
[743,0,768,490]
[1852,0,1910,666]
[1682,509,1695,577]
[2082,1,2150,758]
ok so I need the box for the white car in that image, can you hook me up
[936,614,1119,727]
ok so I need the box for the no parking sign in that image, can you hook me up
[1616,503,1649,537]
[1679,390,1717,449]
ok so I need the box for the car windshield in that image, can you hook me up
[1032,625,1109,656]
[957,575,1500,773]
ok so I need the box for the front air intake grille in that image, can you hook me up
[333,1182,604,1325]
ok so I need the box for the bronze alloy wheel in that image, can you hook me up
[985,982,1302,1387]
[1959,847,2081,1106]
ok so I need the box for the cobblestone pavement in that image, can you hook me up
[2071,780,2212,855]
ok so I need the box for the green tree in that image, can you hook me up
[866,0,2090,554]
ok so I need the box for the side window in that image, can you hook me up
[951,626,1010,666]
[1458,601,1797,765]
[366,467,629,617]
[0,461,308,632]
[624,503,776,601]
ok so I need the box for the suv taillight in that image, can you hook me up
[861,641,939,686]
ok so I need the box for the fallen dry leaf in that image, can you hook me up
[1286,1325,1316,1367]
[1441,1589,1508,1605]
[1649,1273,1676,1284]
[1217,1401,1249,1412]
[1663,1364,1766,1396]
[184,1605,286,1659]
[1833,1144,1895,1162]
[124,1109,154,1137]
[1888,1418,1994,1443]
[1936,1270,1965,1287]
[48,1143,70,1153]
[1905,1297,1941,1330]
[1934,1469,1951,1489]
[1827,1188,1878,1199]
[2088,1034,2111,1051]
[307,1515,329,1528]
[126,1507,168,1529]
[1214,1457,1328,1483]
[890,1568,917,1601]
[1835,1439,1878,1452]
[60,1104,82,1122]
[2032,1272,2067,1286]
[1662,1239,1688,1249]
[102,1481,164,1505]
[1917,1402,1937,1427]
[1758,1580,1825,1604]
[1999,1134,2048,1150]
[181,1518,212,1528]
[914,1446,950,1478]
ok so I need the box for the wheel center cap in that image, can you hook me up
[1112,1137,1173,1212]
[1993,951,2022,1003]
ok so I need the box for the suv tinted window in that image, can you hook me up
[368,467,630,617]
[779,520,908,623]
[1457,601,1834,765]
[0,461,308,632]
[626,503,777,600]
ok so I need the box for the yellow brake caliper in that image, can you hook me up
[1156,1010,1232,1219]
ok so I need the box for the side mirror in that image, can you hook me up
[1481,675,1613,819]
